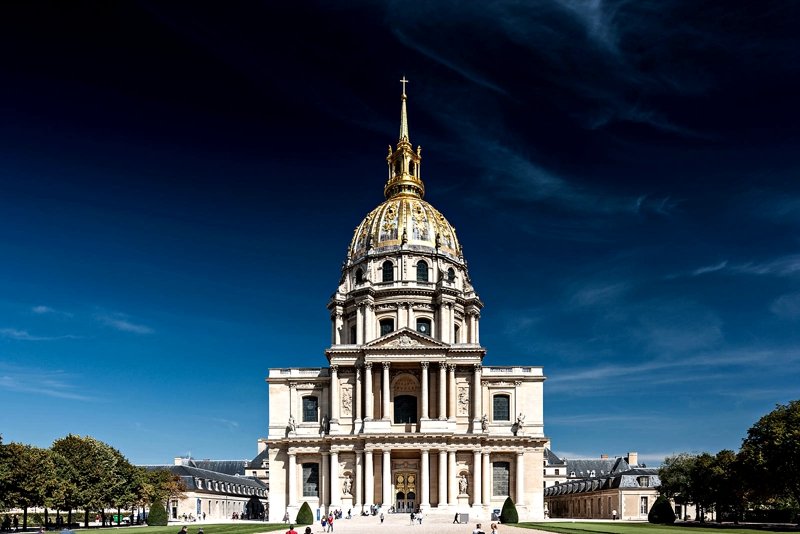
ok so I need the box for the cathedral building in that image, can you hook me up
[263,84,547,521]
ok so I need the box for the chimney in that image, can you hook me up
[173,457,185,466]
[600,454,608,459]
[627,452,638,466]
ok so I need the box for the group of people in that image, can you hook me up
[408,511,424,525]
[472,523,499,534]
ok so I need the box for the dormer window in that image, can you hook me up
[416,260,429,282]
[380,318,394,337]
[416,318,431,336]
[382,261,394,282]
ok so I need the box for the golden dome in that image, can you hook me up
[348,195,461,262]
[347,81,462,263]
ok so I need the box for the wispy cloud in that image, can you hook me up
[0,364,93,401]
[97,313,154,334]
[691,260,728,276]
[212,418,240,431]
[770,292,800,319]
[0,328,79,341]
[569,281,631,308]
[31,305,73,317]
[734,255,800,277]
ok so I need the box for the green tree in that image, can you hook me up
[740,400,800,520]
[648,495,676,524]
[659,453,696,517]
[690,452,716,522]
[296,502,313,525]
[500,496,519,524]
[146,502,168,526]
[0,443,58,530]
[51,435,118,527]
[711,449,747,523]
[142,468,186,514]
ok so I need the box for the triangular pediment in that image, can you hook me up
[365,327,449,349]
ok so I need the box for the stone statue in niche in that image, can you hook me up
[343,474,352,495]
[458,474,468,495]
[513,412,525,435]
[457,386,470,416]
[342,389,352,416]
[287,415,296,433]
[481,414,488,432]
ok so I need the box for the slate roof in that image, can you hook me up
[566,457,629,478]
[145,464,267,492]
[544,448,566,466]
[544,468,660,497]
[247,449,269,468]
[191,460,247,476]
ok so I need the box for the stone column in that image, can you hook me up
[398,303,407,329]
[321,452,330,510]
[331,365,340,421]
[407,303,414,328]
[438,363,447,420]
[472,364,482,424]
[448,450,457,505]
[421,361,429,419]
[355,450,363,510]
[438,450,447,507]
[356,304,364,345]
[382,450,392,507]
[334,312,343,344]
[355,366,362,424]
[420,449,430,509]
[288,452,297,507]
[366,303,375,342]
[288,383,296,420]
[472,450,482,506]
[447,364,456,421]
[382,362,391,420]
[474,314,480,344]
[516,451,525,506]
[365,362,373,420]
[441,303,451,343]
[330,450,340,508]
[365,450,374,507]
[482,452,491,507]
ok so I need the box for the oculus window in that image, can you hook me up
[394,394,417,424]
[302,463,319,497]
[382,261,394,282]
[302,396,318,422]
[493,394,510,421]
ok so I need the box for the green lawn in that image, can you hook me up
[73,525,286,534]
[517,523,797,534]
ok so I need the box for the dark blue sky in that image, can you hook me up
[1,1,799,465]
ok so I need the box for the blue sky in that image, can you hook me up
[1,1,799,466]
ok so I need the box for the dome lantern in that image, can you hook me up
[384,77,425,200]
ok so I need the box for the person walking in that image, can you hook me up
[380,512,384,524]
[490,523,498,534]
[286,524,297,534]
[472,523,485,534]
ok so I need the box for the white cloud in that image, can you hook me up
[691,260,728,276]
[97,314,154,334]
[770,292,800,319]
[0,364,93,401]
[0,328,78,341]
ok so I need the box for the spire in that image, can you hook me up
[399,76,409,143]
[384,78,424,199]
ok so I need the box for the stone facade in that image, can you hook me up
[264,85,547,522]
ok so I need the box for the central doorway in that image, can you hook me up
[394,472,417,512]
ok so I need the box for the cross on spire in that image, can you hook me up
[400,76,409,96]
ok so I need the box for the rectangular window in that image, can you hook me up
[493,395,510,421]
[492,461,510,496]
[302,396,318,422]
[302,463,319,497]
[640,496,648,515]
[380,319,394,337]
[555,469,560,475]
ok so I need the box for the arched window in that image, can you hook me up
[302,396,319,422]
[493,394,510,421]
[382,260,394,282]
[416,260,428,282]
[416,318,431,336]
[350,325,357,344]
[394,160,402,176]
[394,394,417,423]
[409,161,416,175]
[380,318,394,337]
[454,324,460,342]
[355,268,364,284]
[447,267,456,282]
[302,463,319,497]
